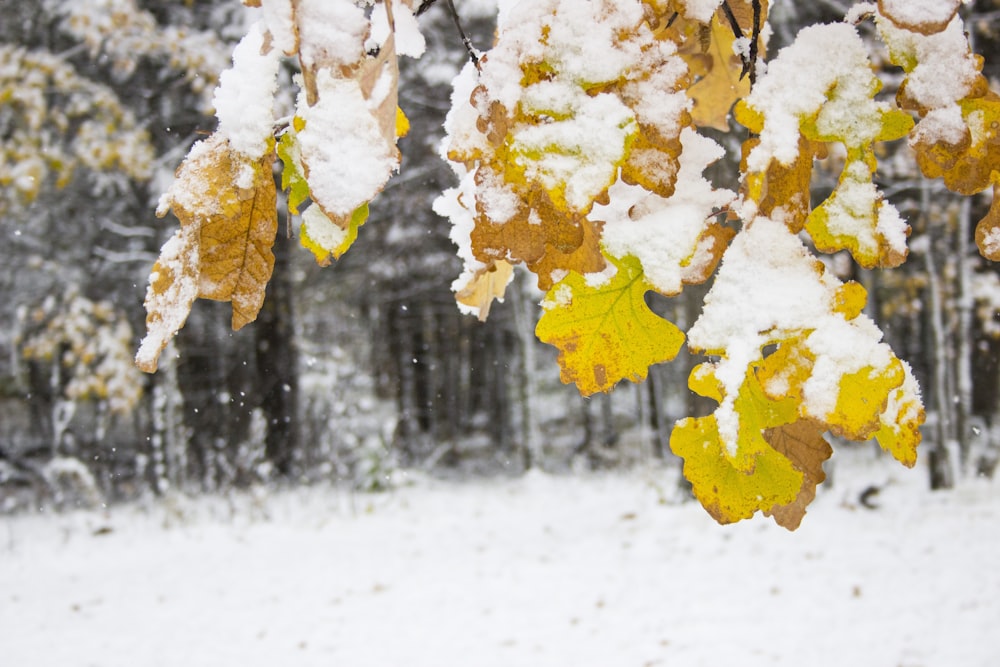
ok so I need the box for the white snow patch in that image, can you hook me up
[297,70,397,217]
[213,21,281,158]
[370,0,426,58]
[295,0,368,70]
[878,0,961,31]
[2,462,998,667]
[743,23,888,172]
[598,128,734,295]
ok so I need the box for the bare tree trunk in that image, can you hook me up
[956,195,975,473]
[255,235,300,478]
[923,182,956,490]
[646,367,668,459]
[511,275,541,469]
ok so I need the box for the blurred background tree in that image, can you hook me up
[2,0,1000,512]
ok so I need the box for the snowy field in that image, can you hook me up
[2,450,998,667]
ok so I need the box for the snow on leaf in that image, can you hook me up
[678,216,923,526]
[877,0,961,37]
[151,133,278,333]
[276,124,309,215]
[874,11,1000,262]
[803,156,911,269]
[300,202,368,266]
[671,364,805,525]
[213,21,281,160]
[873,361,923,468]
[440,0,692,290]
[297,70,397,222]
[293,0,402,227]
[136,226,200,373]
[737,22,914,267]
[597,127,735,295]
[535,254,684,396]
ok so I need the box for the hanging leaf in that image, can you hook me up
[295,1,401,229]
[135,225,200,373]
[671,366,804,525]
[454,260,515,322]
[737,22,914,267]
[535,254,685,396]
[145,132,278,337]
[762,419,833,530]
[300,202,369,266]
[277,122,310,215]
[675,216,923,528]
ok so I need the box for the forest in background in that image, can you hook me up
[3,0,1000,512]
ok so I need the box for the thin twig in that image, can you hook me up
[720,0,762,86]
[720,1,743,41]
[748,0,761,85]
[444,0,480,67]
[415,0,437,16]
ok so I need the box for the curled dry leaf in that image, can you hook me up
[136,133,277,372]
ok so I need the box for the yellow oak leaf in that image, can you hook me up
[803,156,911,269]
[671,413,803,526]
[975,183,1000,261]
[873,361,923,468]
[678,217,924,526]
[675,359,830,530]
[535,254,684,396]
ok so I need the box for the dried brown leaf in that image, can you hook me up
[455,260,515,322]
[763,419,833,530]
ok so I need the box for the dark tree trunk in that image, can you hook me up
[255,235,300,478]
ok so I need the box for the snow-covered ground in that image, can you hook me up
[2,449,998,667]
